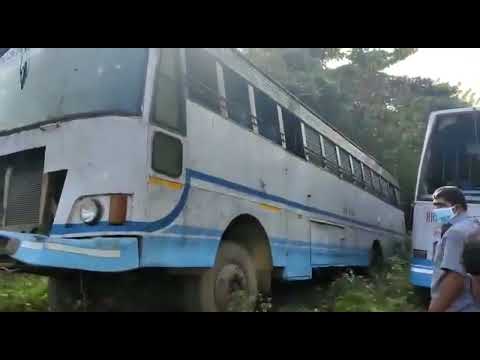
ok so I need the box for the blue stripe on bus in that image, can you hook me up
[410,271,432,288]
[188,169,404,237]
[139,231,370,273]
[411,258,433,267]
[51,168,405,237]
[140,235,221,268]
[6,227,371,275]
[410,258,433,288]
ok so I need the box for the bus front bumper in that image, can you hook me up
[410,258,433,288]
[0,231,139,273]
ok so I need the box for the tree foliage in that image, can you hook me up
[244,48,469,225]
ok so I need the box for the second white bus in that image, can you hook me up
[411,107,480,289]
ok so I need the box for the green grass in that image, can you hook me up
[0,273,48,312]
[273,255,427,312]
[321,256,424,312]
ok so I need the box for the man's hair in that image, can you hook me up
[433,186,468,210]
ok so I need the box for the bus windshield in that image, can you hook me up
[418,110,480,200]
[0,48,148,134]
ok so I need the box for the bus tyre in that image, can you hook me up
[413,286,430,309]
[186,242,258,312]
[369,243,384,270]
[356,243,384,277]
[48,274,83,312]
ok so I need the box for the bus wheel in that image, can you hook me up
[369,242,384,270]
[185,242,258,312]
[355,242,384,277]
[412,286,430,309]
[48,273,84,312]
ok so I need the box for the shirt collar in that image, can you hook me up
[450,211,468,225]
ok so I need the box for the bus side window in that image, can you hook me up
[185,48,220,114]
[362,164,372,190]
[380,177,390,201]
[389,183,398,206]
[152,132,183,178]
[372,172,381,195]
[282,108,305,158]
[338,148,353,181]
[394,188,401,206]
[223,65,252,130]
[351,157,363,185]
[304,125,324,167]
[151,48,185,135]
[254,89,282,145]
[323,137,339,173]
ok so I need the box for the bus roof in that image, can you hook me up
[429,107,477,118]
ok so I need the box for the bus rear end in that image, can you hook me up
[411,107,480,288]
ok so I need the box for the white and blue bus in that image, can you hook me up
[411,107,480,289]
[0,48,406,311]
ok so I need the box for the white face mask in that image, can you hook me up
[432,206,456,225]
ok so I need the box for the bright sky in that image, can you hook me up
[384,48,480,98]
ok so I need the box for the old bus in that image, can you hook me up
[0,48,406,311]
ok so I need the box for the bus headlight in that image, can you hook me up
[79,198,102,225]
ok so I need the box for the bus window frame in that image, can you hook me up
[149,48,187,136]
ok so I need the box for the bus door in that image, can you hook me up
[284,211,312,280]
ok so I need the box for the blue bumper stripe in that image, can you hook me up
[410,258,433,288]
[1,231,139,272]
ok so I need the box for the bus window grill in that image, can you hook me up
[256,113,282,146]
[323,158,339,174]
[339,148,353,182]
[372,172,381,195]
[351,157,362,180]
[305,147,324,167]
[282,109,305,159]
[390,185,398,206]
[305,126,324,167]
[254,90,282,146]
[322,138,339,174]
[223,65,252,130]
[362,166,373,190]
[223,96,253,130]
[186,75,221,114]
[379,178,387,200]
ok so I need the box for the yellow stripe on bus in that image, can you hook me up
[259,203,282,213]
[148,176,184,191]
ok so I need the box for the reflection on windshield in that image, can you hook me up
[0,48,148,134]
[419,112,480,197]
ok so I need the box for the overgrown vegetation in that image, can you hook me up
[0,273,48,312]
[224,240,428,312]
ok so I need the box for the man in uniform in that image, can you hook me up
[429,186,480,312]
